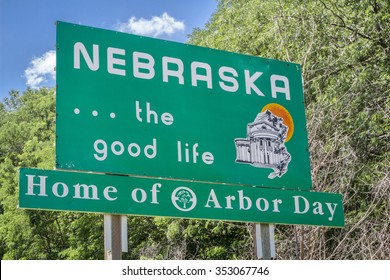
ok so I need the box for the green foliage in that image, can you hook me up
[0,88,102,259]
[189,0,389,259]
[0,89,54,259]
[123,218,252,260]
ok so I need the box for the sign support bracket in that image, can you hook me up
[104,215,128,260]
[254,223,276,260]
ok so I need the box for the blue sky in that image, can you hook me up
[0,0,217,100]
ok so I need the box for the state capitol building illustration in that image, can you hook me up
[234,110,291,178]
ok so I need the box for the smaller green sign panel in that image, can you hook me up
[19,168,344,227]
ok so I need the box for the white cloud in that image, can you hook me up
[23,14,184,89]
[24,50,56,89]
[117,12,185,37]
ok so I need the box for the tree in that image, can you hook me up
[0,88,105,259]
[188,0,389,259]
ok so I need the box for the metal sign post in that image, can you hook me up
[254,223,276,260]
[104,215,128,260]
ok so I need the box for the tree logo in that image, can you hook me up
[171,187,197,212]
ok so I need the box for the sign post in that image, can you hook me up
[254,223,276,260]
[104,215,128,260]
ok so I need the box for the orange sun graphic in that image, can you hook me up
[261,103,294,142]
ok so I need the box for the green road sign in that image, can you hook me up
[56,21,312,190]
[19,168,344,227]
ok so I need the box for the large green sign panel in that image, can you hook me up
[19,168,344,227]
[56,21,312,190]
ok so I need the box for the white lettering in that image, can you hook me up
[162,56,184,84]
[135,100,143,122]
[272,198,282,212]
[313,201,324,216]
[177,141,214,165]
[73,183,99,200]
[26,175,118,202]
[202,152,214,165]
[192,143,199,164]
[255,197,269,211]
[238,190,252,210]
[150,183,162,204]
[135,101,174,125]
[94,139,107,161]
[225,195,236,209]
[52,182,69,198]
[144,138,157,159]
[103,186,117,201]
[133,52,155,79]
[107,47,126,76]
[132,188,147,203]
[111,141,125,156]
[271,75,290,100]
[325,203,338,221]
[205,189,222,208]
[293,195,310,214]
[74,42,99,71]
[146,102,158,124]
[26,175,48,196]
[72,44,294,101]
[177,141,182,162]
[244,70,264,96]
[94,139,157,160]
[161,112,174,125]
[219,66,238,92]
[191,62,212,89]
[128,143,141,157]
